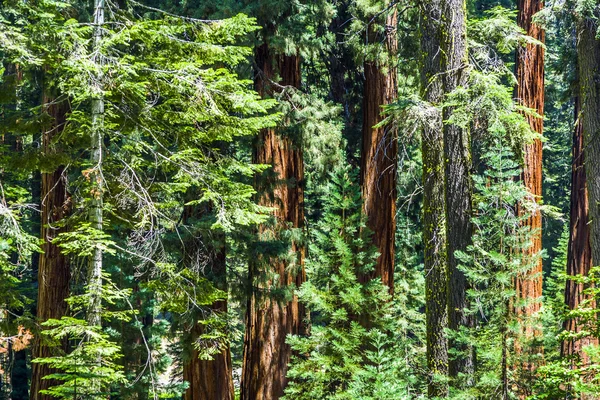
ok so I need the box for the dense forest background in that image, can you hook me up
[1,0,600,399]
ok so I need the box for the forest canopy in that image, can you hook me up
[1,0,600,399]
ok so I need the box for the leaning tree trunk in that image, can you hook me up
[240,44,307,400]
[513,2,545,393]
[440,0,474,383]
[360,4,398,292]
[420,1,449,396]
[182,205,234,400]
[561,94,597,366]
[30,91,71,400]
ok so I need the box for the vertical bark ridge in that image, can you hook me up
[240,43,307,400]
[30,91,71,400]
[441,0,473,382]
[561,95,597,365]
[420,1,448,396]
[513,0,545,384]
[360,5,398,292]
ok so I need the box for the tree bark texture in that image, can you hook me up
[561,95,597,365]
[240,44,307,400]
[30,92,71,400]
[578,10,600,295]
[420,1,449,396]
[514,0,545,346]
[360,5,398,292]
[182,222,234,400]
[439,0,474,381]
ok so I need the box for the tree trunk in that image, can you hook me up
[561,94,597,365]
[440,0,473,382]
[360,4,398,292]
[513,1,545,364]
[240,44,307,400]
[182,205,234,400]
[578,5,600,293]
[420,2,449,396]
[30,92,71,400]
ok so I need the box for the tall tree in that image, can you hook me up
[420,0,472,393]
[360,2,398,291]
[240,44,307,400]
[513,0,545,356]
[420,1,448,396]
[561,94,597,365]
[577,0,600,280]
[30,91,71,400]
[441,0,473,382]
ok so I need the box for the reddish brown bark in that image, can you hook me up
[181,202,234,400]
[360,6,398,292]
[240,44,307,400]
[183,282,234,400]
[514,0,545,343]
[561,97,597,365]
[30,93,71,400]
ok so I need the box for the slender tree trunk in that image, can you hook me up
[88,0,104,330]
[240,44,307,400]
[360,4,398,292]
[420,2,448,396]
[30,91,71,400]
[561,94,597,365]
[182,206,234,400]
[440,0,474,383]
[513,2,545,373]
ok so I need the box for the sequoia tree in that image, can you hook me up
[360,2,398,291]
[30,90,71,400]
[513,0,545,353]
[240,44,307,400]
[562,93,597,365]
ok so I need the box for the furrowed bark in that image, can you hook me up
[360,3,398,292]
[420,2,449,396]
[30,91,71,400]
[574,10,600,372]
[513,1,545,367]
[240,44,307,400]
[441,0,474,383]
[561,94,597,365]
[578,5,600,289]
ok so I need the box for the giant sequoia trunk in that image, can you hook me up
[578,5,600,288]
[561,95,597,365]
[30,89,71,400]
[360,5,398,291]
[240,44,307,400]
[513,0,545,359]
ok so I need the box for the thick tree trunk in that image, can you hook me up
[182,232,234,400]
[578,7,600,290]
[420,2,448,396]
[440,0,473,382]
[240,44,307,400]
[360,5,398,292]
[30,93,71,400]
[561,95,597,365]
[513,1,545,362]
